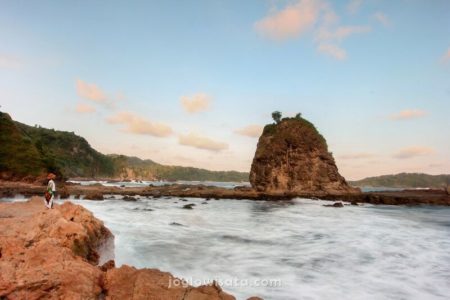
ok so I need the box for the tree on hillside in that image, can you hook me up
[272,111,282,124]
[295,113,302,119]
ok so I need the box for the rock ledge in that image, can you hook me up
[0,197,246,299]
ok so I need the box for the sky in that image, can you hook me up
[0,0,449,180]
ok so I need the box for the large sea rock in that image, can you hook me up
[250,118,358,194]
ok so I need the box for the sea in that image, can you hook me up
[2,181,449,300]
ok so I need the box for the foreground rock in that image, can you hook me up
[0,198,244,299]
[250,117,358,194]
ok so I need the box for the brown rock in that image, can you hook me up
[85,191,104,200]
[58,186,70,199]
[250,118,358,194]
[100,259,116,271]
[104,266,236,300]
[0,197,110,299]
[0,197,241,299]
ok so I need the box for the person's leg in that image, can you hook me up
[48,195,54,209]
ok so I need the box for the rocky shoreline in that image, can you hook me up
[0,181,449,205]
[0,197,256,299]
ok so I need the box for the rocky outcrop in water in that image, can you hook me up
[250,118,358,194]
[0,198,242,299]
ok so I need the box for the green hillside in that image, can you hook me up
[0,111,249,182]
[0,112,44,176]
[350,173,450,189]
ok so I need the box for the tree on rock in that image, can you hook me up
[272,111,282,124]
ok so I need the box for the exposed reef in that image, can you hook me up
[1,181,449,205]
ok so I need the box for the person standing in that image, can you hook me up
[45,173,57,209]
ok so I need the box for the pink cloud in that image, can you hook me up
[393,146,434,159]
[317,43,347,60]
[180,93,212,113]
[338,152,375,160]
[75,103,96,114]
[316,25,371,42]
[442,47,450,63]
[179,133,228,152]
[389,109,427,120]
[254,0,372,60]
[76,79,108,103]
[107,112,173,137]
[234,125,263,138]
[254,0,321,41]
[0,54,21,69]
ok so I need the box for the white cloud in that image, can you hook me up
[180,93,212,113]
[179,133,228,152]
[389,109,427,120]
[393,146,434,159]
[234,125,264,138]
[373,12,390,27]
[75,103,96,114]
[107,111,173,137]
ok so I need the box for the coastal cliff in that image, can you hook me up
[0,111,248,182]
[250,117,357,194]
[0,198,240,299]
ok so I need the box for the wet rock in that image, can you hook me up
[84,192,104,200]
[202,201,208,204]
[181,198,188,202]
[170,222,184,226]
[58,187,70,199]
[122,195,137,202]
[182,204,195,209]
[351,200,358,206]
[323,202,344,207]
